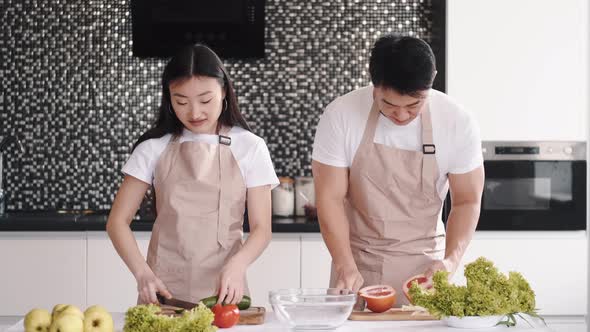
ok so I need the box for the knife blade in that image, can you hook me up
[156,293,199,310]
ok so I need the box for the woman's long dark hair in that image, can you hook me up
[132,44,251,152]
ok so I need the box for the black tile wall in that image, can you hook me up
[0,0,442,211]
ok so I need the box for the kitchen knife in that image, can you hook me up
[156,293,199,310]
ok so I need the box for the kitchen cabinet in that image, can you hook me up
[86,232,150,312]
[87,232,303,311]
[301,232,587,316]
[301,234,332,289]
[0,231,585,315]
[451,231,587,315]
[0,232,87,316]
[447,0,588,140]
[88,233,302,310]
[246,234,301,308]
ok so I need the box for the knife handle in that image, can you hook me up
[156,292,167,305]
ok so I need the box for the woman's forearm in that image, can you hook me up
[107,220,151,278]
[231,221,271,267]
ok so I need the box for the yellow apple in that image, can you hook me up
[83,306,113,332]
[52,304,68,321]
[49,314,83,332]
[55,305,84,321]
[83,305,109,316]
[24,308,52,332]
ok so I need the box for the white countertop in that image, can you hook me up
[2,313,586,332]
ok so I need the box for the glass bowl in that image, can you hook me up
[269,288,356,330]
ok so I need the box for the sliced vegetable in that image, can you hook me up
[211,304,240,328]
[200,295,251,310]
[358,285,397,313]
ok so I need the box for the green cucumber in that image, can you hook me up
[200,295,251,310]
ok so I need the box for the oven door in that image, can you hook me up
[443,160,586,230]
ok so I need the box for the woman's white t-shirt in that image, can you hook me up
[312,85,483,200]
[123,126,279,189]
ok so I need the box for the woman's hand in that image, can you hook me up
[217,259,247,305]
[135,267,172,304]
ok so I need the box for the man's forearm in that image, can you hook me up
[444,202,480,265]
[317,198,357,269]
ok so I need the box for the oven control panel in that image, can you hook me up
[482,141,586,160]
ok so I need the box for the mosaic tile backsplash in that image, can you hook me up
[1,0,442,211]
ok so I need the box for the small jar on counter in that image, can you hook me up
[295,176,315,217]
[272,177,295,217]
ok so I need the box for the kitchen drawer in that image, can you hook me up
[246,234,301,309]
[452,232,587,315]
[0,232,86,316]
[86,231,150,312]
[301,234,332,289]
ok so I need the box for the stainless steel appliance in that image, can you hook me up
[442,141,587,230]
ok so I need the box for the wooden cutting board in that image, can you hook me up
[238,306,266,325]
[159,305,266,325]
[349,308,438,321]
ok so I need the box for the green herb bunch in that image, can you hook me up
[409,257,542,326]
[123,303,217,332]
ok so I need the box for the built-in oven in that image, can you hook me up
[442,141,587,231]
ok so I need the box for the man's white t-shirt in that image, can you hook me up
[312,85,483,200]
[123,126,279,189]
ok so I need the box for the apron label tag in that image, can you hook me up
[422,144,436,154]
[219,135,232,146]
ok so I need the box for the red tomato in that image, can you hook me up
[212,303,240,328]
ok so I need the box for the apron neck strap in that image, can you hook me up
[420,101,438,197]
[359,101,381,149]
[217,124,233,247]
[420,104,435,154]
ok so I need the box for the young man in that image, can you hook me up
[312,34,484,306]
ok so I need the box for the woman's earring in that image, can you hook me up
[168,104,174,115]
[223,98,228,111]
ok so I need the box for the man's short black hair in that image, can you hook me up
[369,34,436,96]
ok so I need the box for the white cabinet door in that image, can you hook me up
[86,231,151,312]
[451,232,587,315]
[301,234,332,289]
[447,0,588,141]
[246,234,301,309]
[0,232,87,316]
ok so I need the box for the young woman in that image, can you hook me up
[107,44,278,306]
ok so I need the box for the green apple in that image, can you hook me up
[24,308,52,332]
[49,314,83,332]
[55,305,84,321]
[83,306,113,332]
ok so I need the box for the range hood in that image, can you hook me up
[131,0,265,59]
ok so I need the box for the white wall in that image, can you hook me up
[447,0,588,141]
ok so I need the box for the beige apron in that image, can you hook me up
[330,100,446,307]
[143,126,249,303]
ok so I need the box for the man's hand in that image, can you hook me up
[423,258,458,280]
[334,264,365,292]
